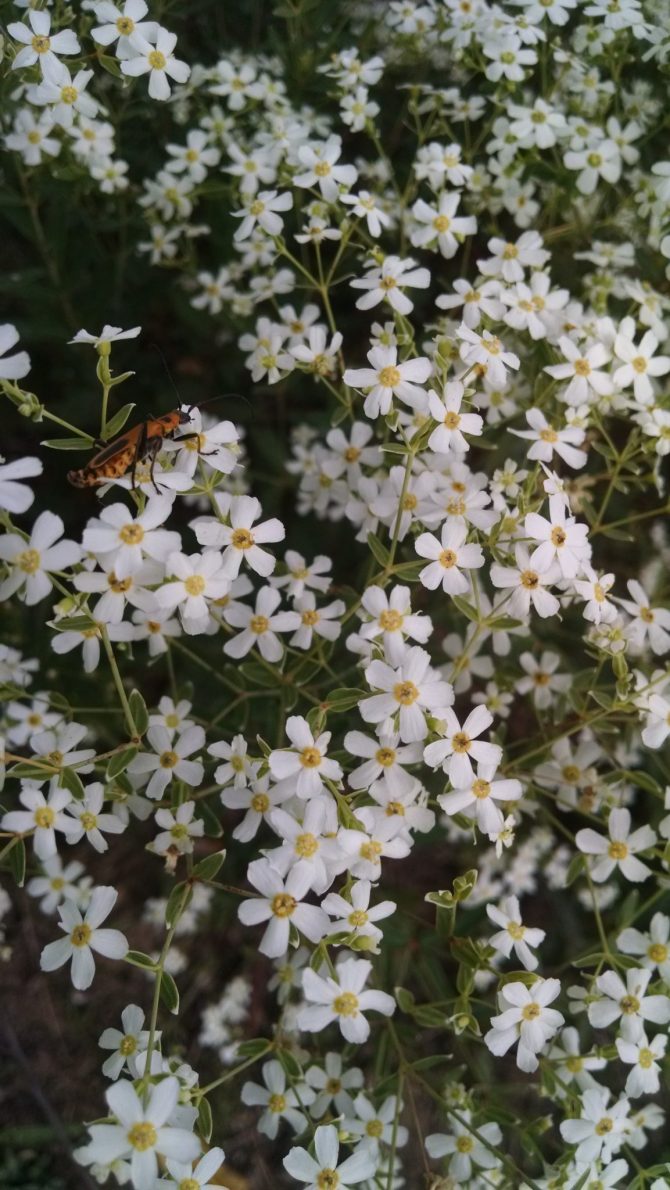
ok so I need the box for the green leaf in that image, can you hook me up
[8,762,55,779]
[325,688,364,712]
[239,662,277,688]
[160,970,180,1014]
[8,837,26,887]
[193,850,227,882]
[196,1097,213,1142]
[381,443,409,456]
[51,615,96,632]
[165,882,192,929]
[236,1038,272,1058]
[413,1004,447,1028]
[59,766,86,801]
[128,689,149,736]
[391,561,424,581]
[41,436,93,451]
[452,596,480,622]
[125,950,157,971]
[278,1049,303,1079]
[107,746,138,780]
[97,53,124,78]
[104,402,136,438]
[198,800,224,837]
[394,986,415,1013]
[366,532,390,566]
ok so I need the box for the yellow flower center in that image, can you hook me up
[179,1180,199,1190]
[439,548,458,568]
[386,801,405,816]
[349,909,368,927]
[232,527,254,550]
[380,276,398,291]
[507,921,525,940]
[540,428,558,443]
[333,991,359,1017]
[268,1092,287,1113]
[521,1002,541,1020]
[566,1055,583,1072]
[443,411,461,429]
[300,746,321,768]
[447,497,466,515]
[457,1136,474,1152]
[434,214,451,232]
[393,680,419,705]
[159,750,179,769]
[27,130,42,144]
[375,746,396,767]
[170,823,189,839]
[296,832,318,858]
[184,574,206,596]
[344,446,361,462]
[120,523,144,545]
[378,365,401,387]
[632,355,647,373]
[120,1034,137,1056]
[573,358,591,376]
[249,614,269,634]
[326,1076,342,1094]
[251,792,270,813]
[314,161,332,177]
[640,606,654,623]
[639,1047,654,1069]
[109,573,132,593]
[550,526,566,547]
[472,778,491,799]
[594,583,605,601]
[60,86,78,105]
[562,765,580,782]
[116,16,135,33]
[271,893,296,917]
[34,806,55,829]
[452,731,471,753]
[148,50,167,70]
[80,812,97,831]
[127,1122,157,1151]
[301,609,319,626]
[366,1119,383,1138]
[648,942,668,963]
[317,1172,339,1190]
[503,243,519,259]
[51,877,65,890]
[520,569,539,589]
[379,609,403,631]
[620,994,640,1014]
[608,840,628,860]
[17,548,40,574]
[595,1117,613,1135]
[71,923,92,948]
[32,34,52,53]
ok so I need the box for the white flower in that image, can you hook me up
[426,381,483,454]
[573,571,617,625]
[151,800,204,856]
[195,495,285,578]
[31,61,97,128]
[65,783,125,853]
[305,1053,364,1119]
[91,1,158,56]
[511,408,587,469]
[457,324,520,388]
[2,785,77,860]
[360,646,454,743]
[84,1076,200,1190]
[82,497,178,579]
[0,324,31,380]
[576,807,656,883]
[344,1092,408,1154]
[0,510,81,605]
[233,189,293,241]
[617,913,670,983]
[490,545,560,619]
[358,584,431,667]
[69,324,141,348]
[343,345,431,419]
[424,706,502,786]
[121,27,190,101]
[340,190,391,238]
[127,725,205,800]
[0,455,42,514]
[350,255,430,315]
[284,1124,376,1188]
[613,318,670,404]
[617,1032,666,1097]
[269,715,343,799]
[436,279,504,329]
[425,1113,502,1182]
[241,1059,314,1139]
[164,1147,226,1190]
[559,1087,629,1164]
[484,977,564,1072]
[238,858,329,958]
[487,895,545,970]
[564,138,622,194]
[545,336,614,405]
[99,1004,151,1080]
[223,585,299,662]
[588,967,670,1041]
[415,523,484,595]
[27,855,85,914]
[620,580,670,654]
[439,761,520,835]
[40,886,128,990]
[156,550,231,630]
[166,129,221,183]
[322,880,395,945]
[410,192,477,259]
[289,592,345,650]
[478,231,549,282]
[293,136,357,201]
[8,10,80,75]
[5,109,61,166]
[524,494,590,579]
[298,957,395,1044]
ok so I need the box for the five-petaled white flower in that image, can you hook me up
[40,886,128,990]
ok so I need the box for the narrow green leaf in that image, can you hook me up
[8,837,26,887]
[128,689,149,736]
[160,970,180,1014]
[104,403,136,437]
[125,950,157,971]
[198,801,224,837]
[192,850,226,881]
[165,882,192,929]
[197,1097,213,1142]
[107,746,138,780]
[41,436,93,451]
[59,766,86,801]
[366,532,390,566]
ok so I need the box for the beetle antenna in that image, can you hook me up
[148,343,183,406]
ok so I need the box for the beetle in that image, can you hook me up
[67,405,201,491]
